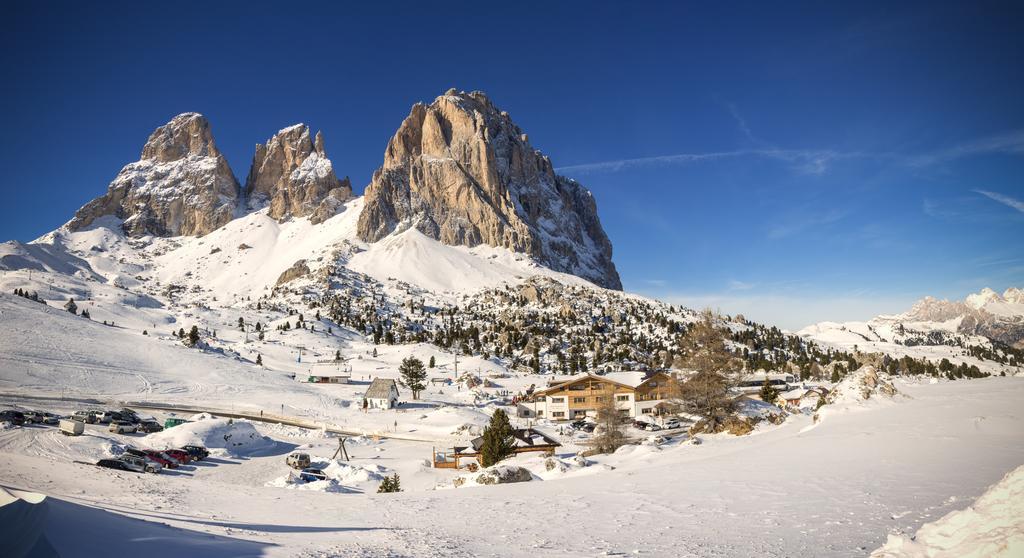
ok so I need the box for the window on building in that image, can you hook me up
[616,394,630,401]
[594,396,604,402]
[642,408,653,414]
[569,384,586,391]
[572,397,586,404]
[552,411,565,418]
[551,397,565,403]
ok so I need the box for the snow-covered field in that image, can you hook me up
[1,378,1022,557]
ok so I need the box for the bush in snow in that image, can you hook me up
[377,473,402,493]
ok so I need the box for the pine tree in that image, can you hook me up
[335,350,341,362]
[398,356,427,400]
[759,377,779,404]
[479,409,516,467]
[187,325,200,346]
[256,354,263,366]
[429,355,435,368]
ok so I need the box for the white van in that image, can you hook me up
[59,419,84,436]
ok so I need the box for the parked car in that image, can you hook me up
[632,420,661,431]
[143,450,179,468]
[118,454,162,474]
[96,458,139,473]
[137,420,164,433]
[180,445,209,461]
[22,410,45,424]
[38,412,60,425]
[298,468,327,482]
[109,421,138,434]
[119,409,142,424]
[662,418,683,430]
[59,419,85,436]
[162,449,192,464]
[123,447,149,458]
[570,420,596,433]
[0,410,26,426]
[72,410,98,424]
[164,417,190,429]
[286,452,311,469]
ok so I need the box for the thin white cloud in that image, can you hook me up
[974,189,1024,214]
[726,102,761,145]
[912,130,1024,167]
[555,148,852,175]
[728,279,754,291]
[555,129,1024,176]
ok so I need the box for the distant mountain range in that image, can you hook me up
[799,287,1024,351]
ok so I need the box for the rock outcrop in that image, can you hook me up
[275,259,310,286]
[67,113,240,237]
[244,125,352,224]
[357,89,622,290]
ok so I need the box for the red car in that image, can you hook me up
[163,449,192,464]
[143,450,179,468]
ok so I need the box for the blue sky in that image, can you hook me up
[2,1,1023,329]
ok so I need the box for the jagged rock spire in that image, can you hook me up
[357,89,622,290]
[67,113,240,237]
[244,124,352,224]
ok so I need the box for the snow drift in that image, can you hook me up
[871,463,1024,558]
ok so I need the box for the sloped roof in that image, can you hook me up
[365,378,398,399]
[536,371,668,396]
[467,428,561,452]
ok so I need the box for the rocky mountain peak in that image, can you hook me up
[140,112,221,162]
[357,89,622,290]
[244,124,352,224]
[67,113,240,237]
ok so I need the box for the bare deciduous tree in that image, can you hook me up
[670,309,742,421]
[590,393,628,454]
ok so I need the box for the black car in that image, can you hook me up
[0,410,26,426]
[96,458,139,473]
[570,420,596,433]
[123,447,148,458]
[137,420,164,433]
[181,445,209,460]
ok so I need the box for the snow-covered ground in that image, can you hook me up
[871,463,1023,557]
[2,375,1022,557]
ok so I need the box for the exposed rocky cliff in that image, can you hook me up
[357,89,621,290]
[244,124,352,224]
[67,113,240,237]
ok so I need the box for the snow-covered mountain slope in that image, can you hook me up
[347,227,594,295]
